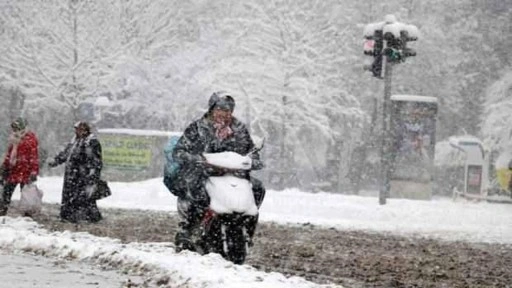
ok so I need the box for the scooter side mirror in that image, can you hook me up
[248,137,265,155]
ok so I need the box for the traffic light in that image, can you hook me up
[382,23,419,63]
[383,25,403,63]
[370,29,384,78]
[383,47,402,63]
[363,25,384,78]
[400,28,418,59]
[363,18,419,77]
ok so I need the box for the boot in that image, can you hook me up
[246,215,259,247]
[175,224,195,252]
[0,189,6,216]
[0,202,7,216]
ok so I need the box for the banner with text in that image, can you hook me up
[101,135,153,170]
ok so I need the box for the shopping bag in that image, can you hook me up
[19,183,43,216]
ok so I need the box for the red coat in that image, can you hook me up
[2,131,39,184]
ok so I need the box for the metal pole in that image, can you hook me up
[379,55,393,205]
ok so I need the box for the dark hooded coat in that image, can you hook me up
[172,112,263,204]
[51,133,103,222]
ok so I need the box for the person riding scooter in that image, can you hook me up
[171,91,265,252]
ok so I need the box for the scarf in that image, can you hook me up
[66,134,93,163]
[8,130,27,166]
[213,120,233,140]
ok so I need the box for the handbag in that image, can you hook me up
[89,179,112,200]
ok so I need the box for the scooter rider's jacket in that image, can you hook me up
[172,114,263,202]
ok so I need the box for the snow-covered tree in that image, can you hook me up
[184,0,367,189]
[482,71,512,151]
[0,0,510,192]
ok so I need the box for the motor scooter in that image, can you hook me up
[196,148,261,264]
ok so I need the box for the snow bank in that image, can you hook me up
[0,217,341,288]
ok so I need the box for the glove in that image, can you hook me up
[241,156,252,170]
[192,154,205,163]
[29,174,37,184]
[48,161,58,168]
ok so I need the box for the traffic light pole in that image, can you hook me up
[379,55,393,205]
[364,15,419,205]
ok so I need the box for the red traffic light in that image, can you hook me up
[363,39,375,55]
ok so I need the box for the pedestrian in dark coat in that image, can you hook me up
[0,117,39,216]
[48,121,103,223]
[172,91,265,251]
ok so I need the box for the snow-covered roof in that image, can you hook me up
[390,95,438,103]
[98,128,181,137]
[448,135,485,164]
[435,136,487,167]
[449,135,483,146]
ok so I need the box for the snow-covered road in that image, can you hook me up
[2,176,512,287]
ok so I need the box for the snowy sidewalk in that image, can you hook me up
[0,251,138,288]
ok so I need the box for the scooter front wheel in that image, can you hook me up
[224,224,247,264]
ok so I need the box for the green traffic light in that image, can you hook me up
[384,47,401,62]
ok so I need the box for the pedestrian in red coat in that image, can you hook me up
[0,117,39,216]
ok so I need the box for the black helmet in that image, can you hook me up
[208,91,235,112]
